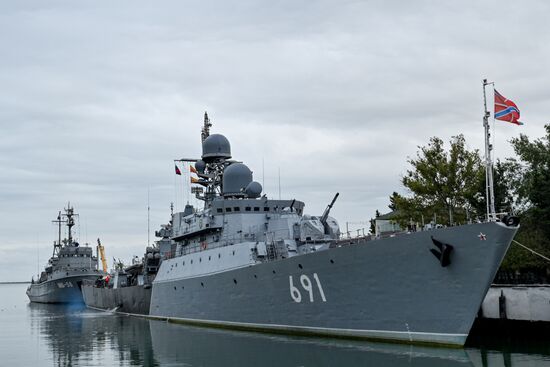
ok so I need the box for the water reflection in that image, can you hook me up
[149,321,474,367]
[25,300,550,367]
[27,302,157,366]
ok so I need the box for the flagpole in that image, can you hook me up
[482,79,496,221]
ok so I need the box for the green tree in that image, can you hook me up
[497,125,550,273]
[509,124,550,229]
[369,210,381,234]
[395,135,484,226]
[469,159,516,217]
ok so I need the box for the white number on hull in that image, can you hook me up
[289,273,326,303]
[289,276,302,302]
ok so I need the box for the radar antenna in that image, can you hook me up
[63,203,77,244]
[201,111,212,142]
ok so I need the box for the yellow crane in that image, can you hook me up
[97,238,108,273]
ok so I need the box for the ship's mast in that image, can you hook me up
[483,79,496,221]
[52,211,64,257]
[64,204,76,244]
[201,111,211,142]
[176,112,227,207]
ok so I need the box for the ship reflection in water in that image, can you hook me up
[22,301,550,367]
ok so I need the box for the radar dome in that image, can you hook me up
[245,181,262,198]
[202,134,231,161]
[223,163,252,195]
[195,160,206,173]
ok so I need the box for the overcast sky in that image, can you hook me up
[1,1,548,281]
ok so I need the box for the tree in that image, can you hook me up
[498,125,550,273]
[509,124,550,230]
[369,210,381,235]
[469,159,516,217]
[395,135,484,226]
[388,192,400,211]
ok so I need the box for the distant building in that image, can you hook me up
[375,211,403,236]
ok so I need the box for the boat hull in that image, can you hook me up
[150,222,517,346]
[26,274,101,304]
[82,284,152,314]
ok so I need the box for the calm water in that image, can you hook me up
[1,284,550,367]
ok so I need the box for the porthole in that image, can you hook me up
[233,279,237,284]
[201,282,204,287]
[254,274,257,279]
[330,259,334,264]
[272,270,276,274]
[191,259,193,264]
[181,286,184,290]
[218,253,221,259]
[232,250,235,256]
[298,264,303,269]
[174,286,176,290]
[183,261,185,265]
[208,256,211,261]
[200,258,202,262]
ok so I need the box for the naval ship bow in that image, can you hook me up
[150,114,519,347]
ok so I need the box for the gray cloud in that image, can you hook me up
[1,0,548,280]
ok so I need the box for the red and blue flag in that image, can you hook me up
[494,90,522,125]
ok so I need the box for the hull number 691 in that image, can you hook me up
[289,273,326,303]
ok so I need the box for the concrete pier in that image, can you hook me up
[480,285,550,322]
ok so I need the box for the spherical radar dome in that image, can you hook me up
[195,160,206,173]
[245,181,262,198]
[202,134,231,161]
[223,163,252,195]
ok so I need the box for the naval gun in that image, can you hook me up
[320,192,339,235]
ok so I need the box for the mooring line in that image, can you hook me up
[512,239,550,262]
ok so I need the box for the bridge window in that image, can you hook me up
[254,207,260,212]
[245,207,251,211]
[234,207,240,212]
[226,208,232,212]
[217,208,223,213]
[264,207,269,212]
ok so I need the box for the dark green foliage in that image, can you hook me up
[394,135,484,226]
[499,125,550,272]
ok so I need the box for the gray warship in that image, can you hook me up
[26,205,105,303]
[141,114,519,347]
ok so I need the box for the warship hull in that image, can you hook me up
[82,284,152,315]
[150,222,517,347]
[26,274,100,304]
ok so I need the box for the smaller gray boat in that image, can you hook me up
[26,205,105,304]
[82,221,171,314]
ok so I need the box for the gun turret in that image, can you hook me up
[320,192,339,227]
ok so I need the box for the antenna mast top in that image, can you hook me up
[64,203,76,244]
[201,111,212,142]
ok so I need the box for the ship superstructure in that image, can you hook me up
[143,114,520,347]
[27,205,105,303]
